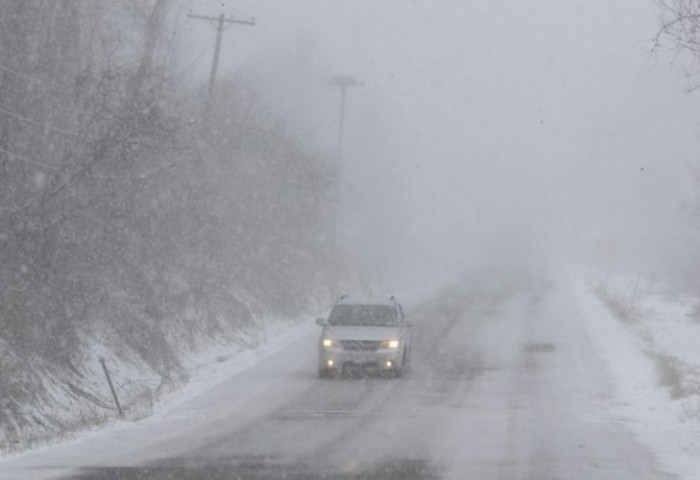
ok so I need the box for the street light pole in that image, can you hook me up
[329,75,363,160]
[327,75,362,301]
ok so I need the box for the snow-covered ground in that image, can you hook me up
[0,273,459,462]
[2,269,699,479]
[570,270,700,479]
[0,315,314,462]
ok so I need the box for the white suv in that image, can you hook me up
[315,295,412,378]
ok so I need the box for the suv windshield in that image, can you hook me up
[328,305,398,327]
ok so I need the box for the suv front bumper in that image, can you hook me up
[319,348,403,372]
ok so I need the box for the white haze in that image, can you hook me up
[176,0,700,289]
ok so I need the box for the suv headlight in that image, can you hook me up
[322,338,334,348]
[382,339,400,349]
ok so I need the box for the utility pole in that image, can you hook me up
[328,75,363,161]
[327,75,362,301]
[187,11,255,101]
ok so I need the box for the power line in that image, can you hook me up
[0,146,60,171]
[243,29,279,58]
[0,105,88,139]
[178,43,211,78]
[89,153,190,180]
[0,63,33,79]
[0,141,189,180]
[0,63,87,97]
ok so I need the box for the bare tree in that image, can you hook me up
[132,0,171,94]
[655,0,700,88]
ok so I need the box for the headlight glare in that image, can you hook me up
[383,339,400,349]
[322,338,333,348]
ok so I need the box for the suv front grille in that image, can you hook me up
[340,340,382,351]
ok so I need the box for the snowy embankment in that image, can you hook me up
[0,298,315,457]
[572,271,700,479]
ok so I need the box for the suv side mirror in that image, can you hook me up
[315,317,326,326]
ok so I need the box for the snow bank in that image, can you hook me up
[571,270,700,479]
[0,305,312,459]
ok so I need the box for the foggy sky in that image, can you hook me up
[175,0,700,287]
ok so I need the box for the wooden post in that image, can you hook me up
[99,357,123,417]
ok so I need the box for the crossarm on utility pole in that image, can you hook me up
[187,13,256,26]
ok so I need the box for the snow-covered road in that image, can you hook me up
[1,277,679,479]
